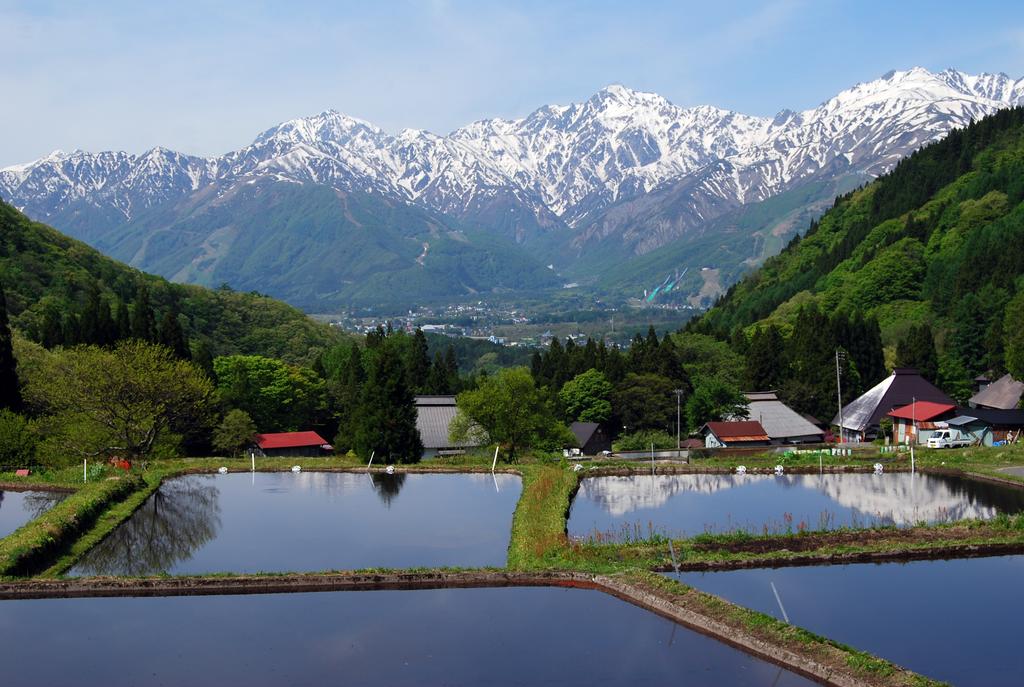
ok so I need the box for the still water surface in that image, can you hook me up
[569,472,1024,538]
[673,555,1024,687]
[0,489,67,539]
[70,471,521,575]
[0,587,814,686]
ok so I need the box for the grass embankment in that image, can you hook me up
[0,474,143,578]
[567,514,1024,572]
[621,571,947,687]
[507,465,578,570]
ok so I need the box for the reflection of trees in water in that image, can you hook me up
[21,491,68,518]
[370,473,406,507]
[74,476,221,575]
[0,490,67,519]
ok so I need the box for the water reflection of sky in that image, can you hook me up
[0,587,815,687]
[673,556,1024,687]
[0,489,67,539]
[569,473,1024,537]
[70,472,522,576]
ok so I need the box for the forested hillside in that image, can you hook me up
[692,107,1024,403]
[0,200,340,364]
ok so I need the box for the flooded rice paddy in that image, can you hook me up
[671,555,1024,687]
[0,586,815,686]
[69,471,521,575]
[568,472,1024,539]
[0,488,67,539]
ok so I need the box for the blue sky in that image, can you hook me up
[1,0,1023,166]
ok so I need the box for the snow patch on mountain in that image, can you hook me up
[3,67,1023,249]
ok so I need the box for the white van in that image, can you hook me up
[927,429,972,449]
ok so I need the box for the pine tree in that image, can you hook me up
[158,309,190,359]
[97,298,116,346]
[40,304,63,348]
[895,325,939,382]
[651,334,686,385]
[191,338,215,379]
[745,325,787,391]
[131,285,156,342]
[407,328,431,392]
[603,344,626,384]
[428,350,451,394]
[530,350,544,385]
[79,283,103,345]
[581,338,598,373]
[443,345,460,393]
[333,345,366,453]
[114,301,131,342]
[781,305,839,419]
[544,338,566,388]
[353,340,422,463]
[0,283,23,413]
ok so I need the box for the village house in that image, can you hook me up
[254,431,331,458]
[570,422,612,455]
[700,420,771,448]
[888,402,1024,446]
[741,391,826,444]
[969,374,1024,410]
[944,407,1024,446]
[887,401,957,445]
[833,368,954,443]
[415,395,484,459]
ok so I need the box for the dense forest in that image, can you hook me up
[690,107,1024,404]
[0,200,341,365]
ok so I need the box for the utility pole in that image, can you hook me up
[835,349,845,444]
[674,388,685,454]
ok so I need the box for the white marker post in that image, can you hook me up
[367,450,375,470]
[771,581,790,623]
[491,445,499,473]
[251,449,256,473]
[910,396,916,473]
[83,458,87,483]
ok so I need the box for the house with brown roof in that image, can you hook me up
[969,374,1024,410]
[700,421,771,448]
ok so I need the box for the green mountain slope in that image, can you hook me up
[83,180,559,310]
[0,200,340,364]
[692,107,1024,382]
[585,176,864,306]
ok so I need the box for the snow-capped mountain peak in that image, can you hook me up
[3,67,1022,251]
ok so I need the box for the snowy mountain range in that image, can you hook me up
[3,67,1023,309]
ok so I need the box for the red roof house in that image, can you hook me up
[254,431,331,457]
[887,402,957,445]
[888,401,956,421]
[700,421,771,448]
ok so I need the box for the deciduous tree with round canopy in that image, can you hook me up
[452,367,571,460]
[25,341,213,463]
[558,369,613,424]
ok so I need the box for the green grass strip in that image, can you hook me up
[0,474,144,578]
